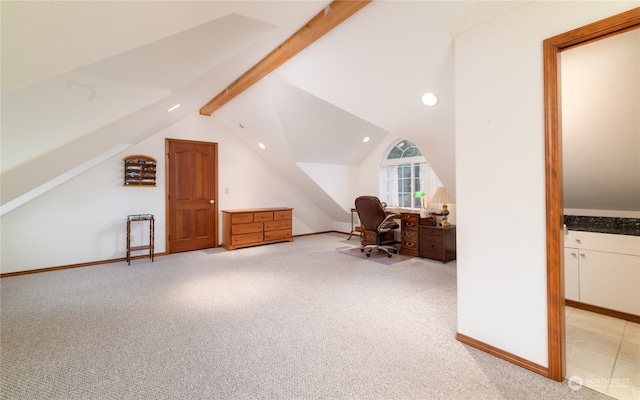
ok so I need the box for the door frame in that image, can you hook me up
[165,138,219,254]
[543,7,640,382]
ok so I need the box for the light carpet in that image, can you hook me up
[1,233,611,399]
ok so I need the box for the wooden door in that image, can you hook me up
[166,139,218,253]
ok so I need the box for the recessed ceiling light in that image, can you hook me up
[421,92,438,107]
[258,143,266,150]
[166,104,181,112]
[362,137,370,143]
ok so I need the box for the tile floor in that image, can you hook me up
[565,306,640,399]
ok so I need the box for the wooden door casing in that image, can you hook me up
[543,8,640,382]
[166,139,218,253]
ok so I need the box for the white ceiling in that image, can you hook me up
[1,1,533,209]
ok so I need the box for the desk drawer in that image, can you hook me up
[401,229,418,243]
[401,240,419,251]
[420,227,443,238]
[401,214,419,230]
[362,230,394,246]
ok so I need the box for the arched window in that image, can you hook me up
[380,139,443,209]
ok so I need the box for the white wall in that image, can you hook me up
[455,1,638,367]
[0,112,334,274]
[562,29,640,212]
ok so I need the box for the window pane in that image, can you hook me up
[404,147,421,157]
[399,179,411,193]
[398,164,410,178]
[387,147,403,159]
[399,193,410,208]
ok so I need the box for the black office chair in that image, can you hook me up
[354,196,400,257]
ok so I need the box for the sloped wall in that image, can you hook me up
[0,113,333,274]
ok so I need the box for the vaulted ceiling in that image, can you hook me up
[1,1,532,212]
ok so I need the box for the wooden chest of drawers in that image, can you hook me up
[400,213,420,257]
[221,208,293,250]
[419,225,456,262]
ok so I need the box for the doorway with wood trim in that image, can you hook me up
[166,139,219,253]
[543,7,640,382]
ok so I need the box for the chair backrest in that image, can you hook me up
[354,196,387,231]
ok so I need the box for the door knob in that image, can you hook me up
[209,200,215,204]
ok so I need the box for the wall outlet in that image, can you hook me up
[130,235,135,242]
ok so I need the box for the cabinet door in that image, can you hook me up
[579,249,640,315]
[564,247,580,301]
[421,235,444,259]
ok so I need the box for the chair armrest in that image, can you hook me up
[377,212,400,231]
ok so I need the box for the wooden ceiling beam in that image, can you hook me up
[199,0,371,116]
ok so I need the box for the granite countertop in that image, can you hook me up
[564,215,640,236]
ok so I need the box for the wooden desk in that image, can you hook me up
[354,208,422,257]
[352,206,456,260]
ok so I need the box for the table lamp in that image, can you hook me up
[413,191,427,217]
[430,187,453,226]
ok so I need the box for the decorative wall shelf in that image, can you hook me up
[124,155,156,186]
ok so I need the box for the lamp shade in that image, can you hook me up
[413,191,425,198]
[430,187,452,204]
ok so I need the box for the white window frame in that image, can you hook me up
[380,142,442,209]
